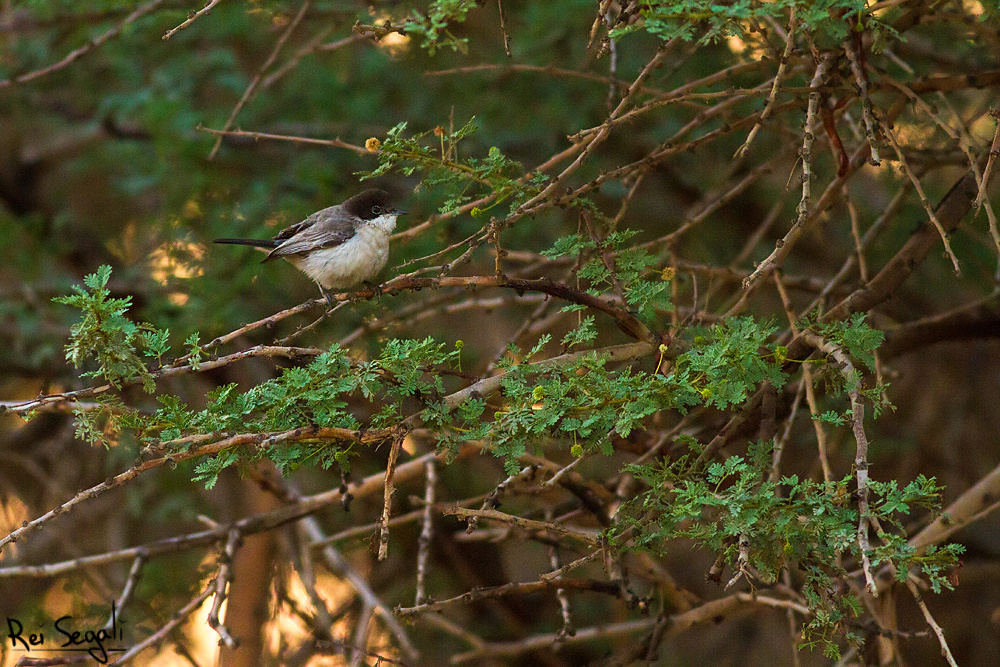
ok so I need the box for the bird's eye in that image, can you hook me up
[371,205,382,216]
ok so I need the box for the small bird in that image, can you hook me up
[214,189,405,306]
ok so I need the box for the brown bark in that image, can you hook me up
[217,464,282,667]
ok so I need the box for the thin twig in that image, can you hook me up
[905,576,959,667]
[975,109,1000,213]
[207,529,241,648]
[845,187,869,282]
[448,593,811,663]
[208,0,311,159]
[882,78,999,257]
[378,430,405,560]
[414,459,436,605]
[0,0,164,88]
[803,362,833,482]
[497,0,510,56]
[546,507,575,641]
[734,9,797,159]
[104,553,146,632]
[260,31,362,90]
[442,506,601,546]
[109,583,214,665]
[885,124,962,275]
[396,577,620,618]
[744,51,832,291]
[199,126,368,155]
[803,331,876,595]
[539,549,602,581]
[844,34,881,164]
[808,179,915,312]
[468,465,540,533]
[349,601,375,667]
[162,0,222,40]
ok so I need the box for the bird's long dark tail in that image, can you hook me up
[213,238,279,248]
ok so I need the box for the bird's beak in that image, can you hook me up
[392,208,407,216]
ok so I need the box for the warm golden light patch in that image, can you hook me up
[149,239,206,305]
[106,220,141,265]
[727,35,747,54]
[892,118,937,147]
[378,31,411,55]
[370,10,411,56]
[147,589,218,666]
[728,28,768,60]
[0,495,29,559]
[964,0,984,15]
[264,567,399,665]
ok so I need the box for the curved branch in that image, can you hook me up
[371,275,655,342]
[880,300,1000,358]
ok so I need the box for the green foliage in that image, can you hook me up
[131,338,461,487]
[676,317,785,409]
[404,0,478,54]
[480,348,700,473]
[53,266,168,391]
[562,316,597,348]
[815,313,885,374]
[72,398,126,449]
[543,230,673,322]
[362,119,536,217]
[617,444,962,656]
[614,0,896,46]
[815,410,847,426]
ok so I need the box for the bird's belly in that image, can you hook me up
[288,233,389,290]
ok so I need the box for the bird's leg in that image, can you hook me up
[318,284,337,309]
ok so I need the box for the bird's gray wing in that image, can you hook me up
[270,207,327,243]
[263,206,357,261]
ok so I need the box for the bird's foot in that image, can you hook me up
[361,281,382,303]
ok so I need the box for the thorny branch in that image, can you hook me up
[802,330,877,595]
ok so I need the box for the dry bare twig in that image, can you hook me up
[734,9,797,159]
[162,0,222,40]
[207,0,311,159]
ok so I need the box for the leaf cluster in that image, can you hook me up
[53,265,168,391]
[362,119,538,218]
[403,0,478,55]
[618,443,964,656]
[479,346,700,473]
[614,0,897,46]
[676,317,786,409]
[543,230,673,322]
[131,338,459,487]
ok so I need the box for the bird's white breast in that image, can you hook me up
[287,215,396,290]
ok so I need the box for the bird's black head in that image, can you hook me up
[343,189,403,221]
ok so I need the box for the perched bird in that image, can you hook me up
[214,189,405,305]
